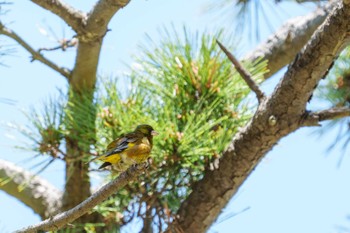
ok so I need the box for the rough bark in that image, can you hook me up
[169,1,350,232]
[0,159,62,219]
[244,0,337,79]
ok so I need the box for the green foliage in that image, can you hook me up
[93,28,267,231]
[19,28,268,231]
[64,89,97,154]
[19,96,66,159]
[18,90,97,162]
[318,46,350,107]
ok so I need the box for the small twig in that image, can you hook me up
[303,107,350,126]
[14,164,147,233]
[216,40,265,102]
[0,22,71,80]
[38,38,78,53]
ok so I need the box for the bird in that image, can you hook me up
[91,124,158,171]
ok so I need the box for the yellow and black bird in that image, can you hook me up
[92,124,158,171]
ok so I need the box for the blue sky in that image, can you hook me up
[1,1,350,232]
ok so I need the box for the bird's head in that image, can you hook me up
[135,124,158,137]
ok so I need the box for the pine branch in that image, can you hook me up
[0,159,62,219]
[304,107,350,126]
[169,1,350,232]
[244,0,337,79]
[216,40,265,102]
[15,165,146,233]
[0,22,71,79]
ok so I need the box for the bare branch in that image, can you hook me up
[216,40,265,102]
[244,0,337,79]
[170,1,350,232]
[30,0,86,33]
[15,165,146,233]
[304,107,350,126]
[38,37,78,53]
[0,159,62,219]
[0,22,71,79]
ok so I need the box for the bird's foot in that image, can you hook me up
[131,163,144,171]
[136,160,151,170]
[144,157,153,169]
[143,161,149,170]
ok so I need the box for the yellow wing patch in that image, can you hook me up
[95,136,151,169]
[100,153,122,164]
[99,141,137,163]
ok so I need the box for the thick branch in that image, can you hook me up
[170,1,350,232]
[244,0,337,79]
[15,165,146,233]
[304,107,350,126]
[30,0,86,33]
[69,0,131,91]
[83,0,131,42]
[0,22,71,79]
[273,1,350,116]
[0,159,62,219]
[217,40,265,102]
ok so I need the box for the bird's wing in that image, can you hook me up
[89,132,141,164]
[104,132,140,157]
[105,134,126,151]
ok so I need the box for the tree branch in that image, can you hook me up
[68,0,131,91]
[0,22,71,79]
[83,0,131,41]
[30,0,86,33]
[38,38,78,52]
[303,107,350,126]
[169,1,350,232]
[0,159,62,219]
[216,40,265,102]
[15,165,146,233]
[244,0,337,79]
[30,0,133,218]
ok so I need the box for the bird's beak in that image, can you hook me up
[151,130,159,136]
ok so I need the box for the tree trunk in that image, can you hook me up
[62,93,95,224]
[141,205,153,233]
[61,39,102,223]
[63,136,91,210]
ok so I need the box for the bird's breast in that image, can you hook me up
[125,137,152,160]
